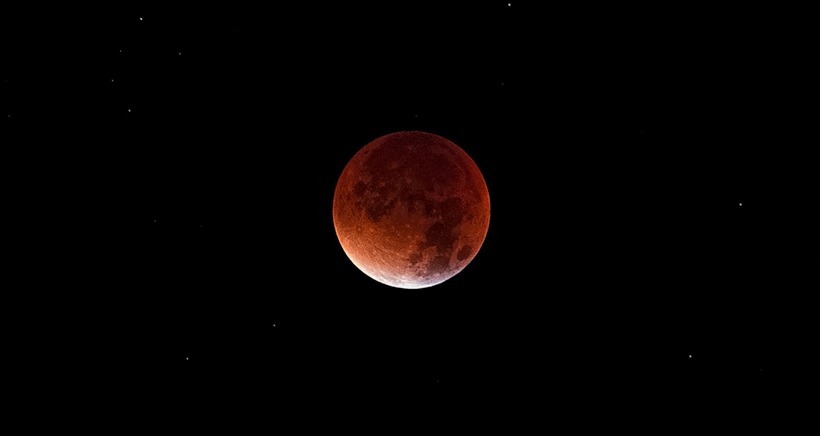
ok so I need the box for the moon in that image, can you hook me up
[333,131,491,289]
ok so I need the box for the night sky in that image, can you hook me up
[4,2,816,426]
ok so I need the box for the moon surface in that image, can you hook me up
[333,131,490,289]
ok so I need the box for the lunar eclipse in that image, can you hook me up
[333,131,491,289]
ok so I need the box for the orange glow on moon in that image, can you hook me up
[333,131,490,289]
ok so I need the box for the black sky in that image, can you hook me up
[2,2,816,427]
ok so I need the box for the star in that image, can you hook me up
[688,354,693,359]
[272,323,277,327]
[178,52,182,56]
[507,3,512,6]
[738,202,743,206]
[127,108,132,113]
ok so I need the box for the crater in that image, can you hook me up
[364,196,396,222]
[353,181,368,196]
[425,254,451,276]
[424,222,457,252]
[437,197,465,227]
[456,244,472,261]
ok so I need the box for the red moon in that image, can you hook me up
[333,131,490,289]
